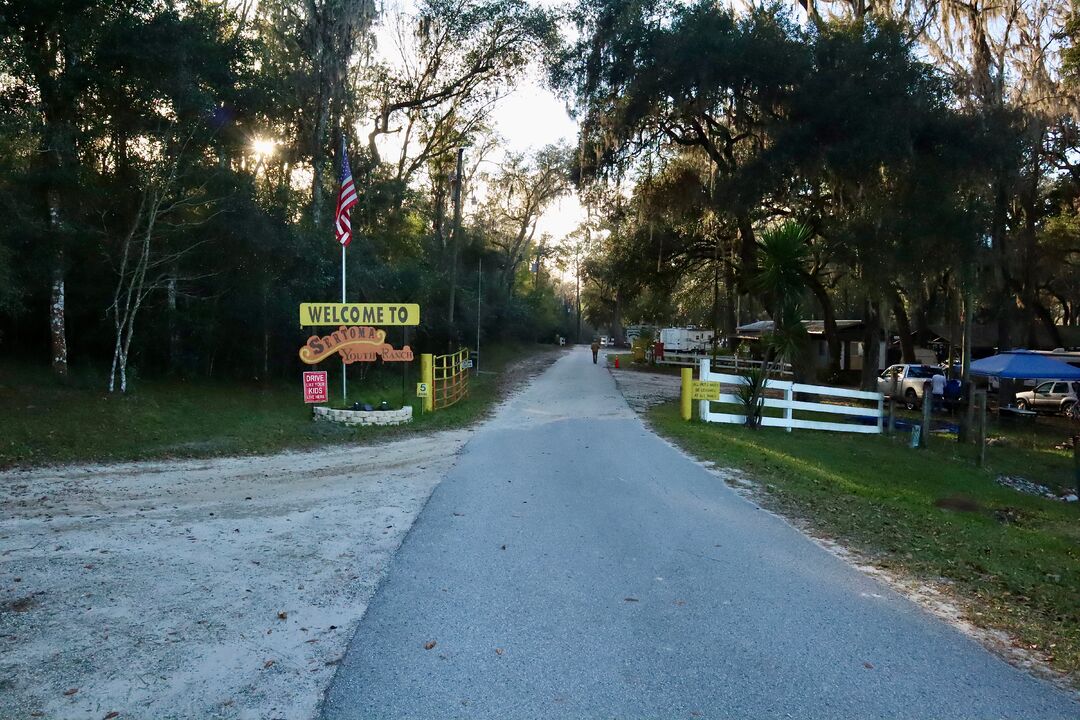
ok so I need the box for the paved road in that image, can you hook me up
[321,348,1077,719]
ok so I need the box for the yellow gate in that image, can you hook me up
[421,348,470,410]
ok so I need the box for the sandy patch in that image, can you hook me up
[0,432,471,719]
[609,366,681,413]
[0,348,568,719]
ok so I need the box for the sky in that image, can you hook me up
[371,0,586,246]
[488,68,585,242]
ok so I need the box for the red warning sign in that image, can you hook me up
[303,371,328,404]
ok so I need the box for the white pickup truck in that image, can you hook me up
[876,364,941,409]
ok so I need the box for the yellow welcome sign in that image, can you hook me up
[299,303,420,327]
[298,326,414,365]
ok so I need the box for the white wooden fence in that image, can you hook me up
[697,358,883,434]
[657,352,793,377]
[655,351,707,367]
[711,356,792,377]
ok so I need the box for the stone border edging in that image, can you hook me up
[313,405,413,426]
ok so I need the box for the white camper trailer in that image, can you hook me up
[659,327,714,353]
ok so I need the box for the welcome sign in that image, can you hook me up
[299,326,414,365]
[299,303,419,327]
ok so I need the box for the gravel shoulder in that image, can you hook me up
[0,349,564,720]
[609,361,681,413]
[1,434,471,719]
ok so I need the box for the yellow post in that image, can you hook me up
[681,367,693,421]
[421,353,434,412]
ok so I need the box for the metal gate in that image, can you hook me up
[432,348,470,409]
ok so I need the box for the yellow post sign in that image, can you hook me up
[691,380,721,402]
[681,368,693,421]
[300,303,420,327]
[416,382,430,398]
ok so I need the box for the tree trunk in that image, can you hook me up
[859,298,882,391]
[46,181,69,377]
[433,176,447,248]
[49,246,69,378]
[711,236,720,351]
[575,256,582,343]
[805,272,840,372]
[736,215,756,291]
[167,271,179,375]
[961,284,973,383]
[1031,298,1064,348]
[613,292,624,346]
[723,260,737,341]
[889,284,916,363]
[309,2,330,230]
[991,174,1012,352]
[447,148,464,327]
[262,279,270,382]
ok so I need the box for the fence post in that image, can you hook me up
[699,357,711,422]
[877,394,884,434]
[421,353,434,413]
[920,382,932,448]
[1073,435,1079,497]
[887,398,896,435]
[784,385,793,433]
[959,382,974,444]
[681,368,693,421]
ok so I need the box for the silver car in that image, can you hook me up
[1015,380,1079,418]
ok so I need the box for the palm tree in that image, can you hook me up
[750,220,813,369]
[736,221,813,428]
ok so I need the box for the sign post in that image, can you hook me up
[681,368,693,421]
[341,246,347,404]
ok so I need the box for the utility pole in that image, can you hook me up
[476,257,482,373]
[447,147,464,327]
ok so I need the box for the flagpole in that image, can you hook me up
[341,243,346,403]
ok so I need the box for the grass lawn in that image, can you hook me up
[650,401,1080,681]
[0,344,549,468]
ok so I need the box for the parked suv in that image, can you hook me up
[1015,381,1080,418]
[877,364,941,410]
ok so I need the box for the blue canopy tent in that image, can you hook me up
[969,350,1080,380]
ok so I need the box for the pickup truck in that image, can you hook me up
[876,364,941,410]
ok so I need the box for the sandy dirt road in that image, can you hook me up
[0,429,474,719]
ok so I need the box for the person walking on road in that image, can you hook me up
[591,338,600,364]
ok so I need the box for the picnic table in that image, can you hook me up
[998,405,1037,424]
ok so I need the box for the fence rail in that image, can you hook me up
[655,351,705,367]
[432,348,470,410]
[710,356,793,376]
[696,358,882,434]
[657,352,792,376]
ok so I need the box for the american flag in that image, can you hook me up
[335,137,358,247]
